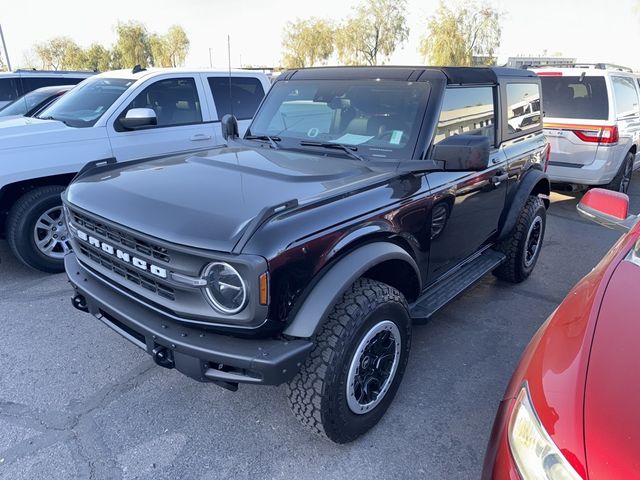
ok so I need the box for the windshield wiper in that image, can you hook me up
[245,134,281,150]
[299,141,366,162]
[37,115,70,126]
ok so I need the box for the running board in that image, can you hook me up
[409,249,506,321]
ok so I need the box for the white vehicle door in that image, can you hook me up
[612,75,640,168]
[201,74,267,136]
[107,75,221,161]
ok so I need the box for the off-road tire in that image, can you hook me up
[7,186,67,273]
[603,151,634,193]
[493,195,546,283]
[285,278,411,443]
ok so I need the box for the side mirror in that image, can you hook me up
[120,108,157,130]
[431,135,490,171]
[577,188,636,232]
[221,114,239,141]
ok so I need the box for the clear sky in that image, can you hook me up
[1,0,639,70]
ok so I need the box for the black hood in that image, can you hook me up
[65,146,396,252]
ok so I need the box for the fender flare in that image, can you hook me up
[497,168,550,241]
[283,242,420,339]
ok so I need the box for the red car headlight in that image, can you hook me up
[508,385,582,480]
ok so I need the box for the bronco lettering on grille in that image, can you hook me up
[76,229,167,279]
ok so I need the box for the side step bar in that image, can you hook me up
[409,249,506,321]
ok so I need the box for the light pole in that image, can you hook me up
[0,24,12,71]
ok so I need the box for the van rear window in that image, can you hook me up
[540,76,608,120]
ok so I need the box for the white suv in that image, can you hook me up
[0,67,270,272]
[0,70,95,109]
[532,64,640,193]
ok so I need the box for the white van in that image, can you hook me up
[532,64,640,192]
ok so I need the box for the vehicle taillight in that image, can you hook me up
[544,123,619,145]
[536,71,563,76]
[572,125,618,144]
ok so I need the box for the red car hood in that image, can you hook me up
[584,246,640,478]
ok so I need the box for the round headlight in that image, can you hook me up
[203,262,247,314]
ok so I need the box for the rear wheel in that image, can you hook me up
[286,278,411,443]
[603,151,634,193]
[6,186,70,273]
[493,196,546,283]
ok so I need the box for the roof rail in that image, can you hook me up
[532,63,579,69]
[131,65,147,74]
[584,63,633,72]
[533,63,633,72]
[13,68,97,74]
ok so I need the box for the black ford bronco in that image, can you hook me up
[63,67,550,443]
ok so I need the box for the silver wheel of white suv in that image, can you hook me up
[33,206,71,260]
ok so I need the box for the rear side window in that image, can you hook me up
[434,86,495,145]
[120,77,203,128]
[540,76,608,120]
[611,76,639,117]
[21,77,86,93]
[506,83,541,134]
[21,76,85,92]
[0,78,20,102]
[208,76,265,120]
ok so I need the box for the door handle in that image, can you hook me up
[491,171,509,186]
[190,134,212,141]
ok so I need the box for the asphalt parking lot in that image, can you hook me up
[0,174,638,480]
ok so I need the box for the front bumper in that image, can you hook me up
[65,253,313,386]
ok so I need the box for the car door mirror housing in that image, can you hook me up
[120,108,157,130]
[221,114,239,141]
[577,188,637,232]
[431,135,491,172]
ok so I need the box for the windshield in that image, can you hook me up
[37,77,134,127]
[0,89,55,117]
[540,76,609,120]
[248,79,430,159]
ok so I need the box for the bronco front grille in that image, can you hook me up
[71,210,171,263]
[78,245,175,301]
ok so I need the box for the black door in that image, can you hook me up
[425,86,508,281]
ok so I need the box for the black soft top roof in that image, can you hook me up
[278,66,537,85]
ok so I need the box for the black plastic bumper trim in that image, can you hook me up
[65,253,313,385]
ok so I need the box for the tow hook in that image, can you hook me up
[152,346,175,369]
[71,294,89,312]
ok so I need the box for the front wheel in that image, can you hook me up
[286,278,411,443]
[6,186,70,273]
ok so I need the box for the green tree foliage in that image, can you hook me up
[83,43,113,72]
[114,21,151,68]
[148,34,171,67]
[164,26,190,67]
[148,26,190,67]
[28,23,190,71]
[33,36,84,70]
[336,0,409,65]
[281,18,335,68]
[420,1,502,66]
